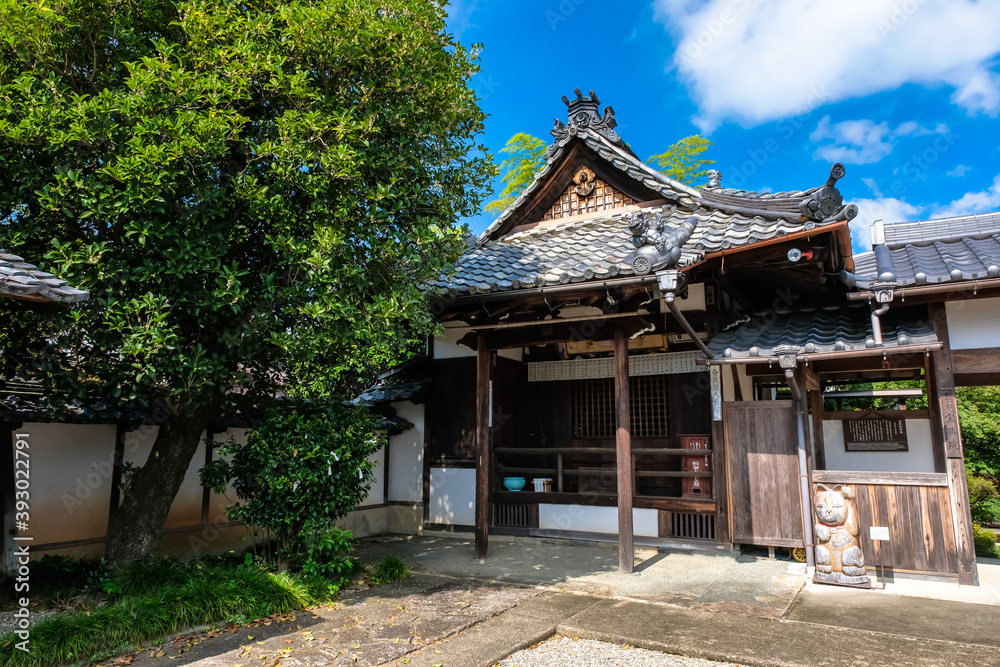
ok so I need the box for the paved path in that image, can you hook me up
[355,534,804,618]
[118,537,1000,667]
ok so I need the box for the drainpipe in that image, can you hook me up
[774,345,815,569]
[657,269,715,360]
[870,282,896,346]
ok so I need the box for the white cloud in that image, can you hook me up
[809,116,947,165]
[947,164,972,178]
[849,197,923,252]
[654,0,1000,130]
[932,174,1000,218]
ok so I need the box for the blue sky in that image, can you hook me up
[447,0,1000,254]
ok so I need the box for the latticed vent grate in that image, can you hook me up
[528,351,706,382]
[492,503,531,528]
[671,512,716,541]
[572,375,669,438]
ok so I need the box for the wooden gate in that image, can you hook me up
[723,402,804,547]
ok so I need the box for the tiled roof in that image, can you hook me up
[351,380,425,408]
[847,213,1000,289]
[882,211,1000,246]
[478,126,702,245]
[448,91,856,297]
[707,305,938,359]
[434,203,843,296]
[0,250,89,303]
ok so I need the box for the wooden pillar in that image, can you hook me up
[614,328,633,573]
[810,386,826,470]
[924,354,948,474]
[711,419,731,544]
[475,334,492,559]
[928,303,978,585]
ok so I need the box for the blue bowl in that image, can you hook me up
[503,476,526,492]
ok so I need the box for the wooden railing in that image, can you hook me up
[493,446,712,494]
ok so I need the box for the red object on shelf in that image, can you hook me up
[680,434,712,499]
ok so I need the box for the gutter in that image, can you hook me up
[705,342,942,366]
[847,276,1000,301]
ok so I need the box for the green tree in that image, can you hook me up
[646,135,715,186]
[484,132,714,216]
[0,0,491,563]
[484,132,547,215]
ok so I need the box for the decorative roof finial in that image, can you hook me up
[548,89,626,157]
[706,170,722,188]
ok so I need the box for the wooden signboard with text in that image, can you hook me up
[842,414,908,452]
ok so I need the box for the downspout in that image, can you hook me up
[774,345,815,569]
[657,269,715,360]
[869,281,896,346]
[870,303,889,346]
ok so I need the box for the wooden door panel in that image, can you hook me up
[725,401,804,546]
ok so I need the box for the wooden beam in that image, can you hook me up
[728,365,744,402]
[743,352,929,376]
[614,327,634,574]
[475,335,492,559]
[812,471,949,486]
[952,348,1000,376]
[802,365,821,392]
[928,303,978,586]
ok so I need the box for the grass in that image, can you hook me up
[371,555,411,585]
[0,558,338,667]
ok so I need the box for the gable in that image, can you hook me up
[541,166,637,222]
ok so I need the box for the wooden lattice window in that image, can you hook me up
[571,376,670,437]
[542,177,635,221]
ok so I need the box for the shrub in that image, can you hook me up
[973,524,1000,559]
[968,473,1000,525]
[372,555,411,585]
[200,402,382,571]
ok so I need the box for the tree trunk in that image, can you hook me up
[105,404,212,565]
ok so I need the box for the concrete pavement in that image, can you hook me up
[122,537,1000,667]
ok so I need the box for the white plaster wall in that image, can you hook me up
[676,282,706,312]
[360,445,385,507]
[822,418,935,473]
[165,439,208,529]
[434,326,476,359]
[946,297,1000,350]
[434,326,522,361]
[538,505,659,537]
[388,401,424,503]
[28,423,116,545]
[428,467,475,525]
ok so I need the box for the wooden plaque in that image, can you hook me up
[842,415,908,452]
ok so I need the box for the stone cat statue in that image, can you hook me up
[813,484,871,587]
